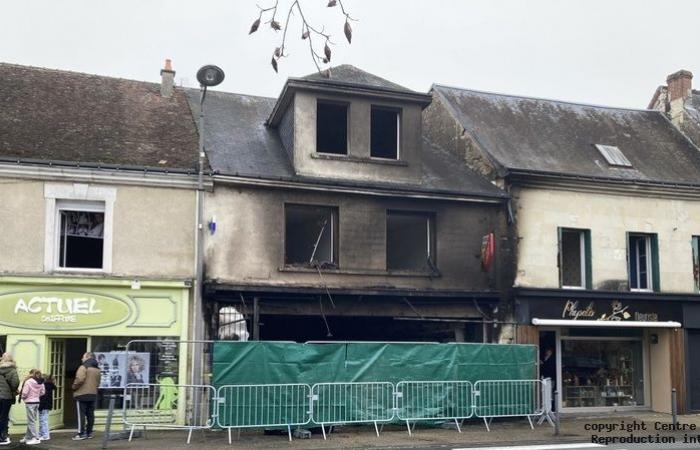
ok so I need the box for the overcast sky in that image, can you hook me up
[2,0,699,108]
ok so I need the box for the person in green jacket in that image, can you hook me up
[0,353,20,446]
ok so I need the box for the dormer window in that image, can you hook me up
[316,101,348,155]
[371,106,400,159]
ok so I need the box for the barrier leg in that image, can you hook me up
[287,425,292,442]
[483,417,490,432]
[128,425,135,442]
[143,425,147,439]
[374,421,379,437]
[227,428,232,445]
[321,424,327,440]
[454,418,461,433]
[187,428,193,445]
[527,415,534,430]
[405,420,412,436]
[236,429,241,440]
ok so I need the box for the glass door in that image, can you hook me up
[48,339,66,412]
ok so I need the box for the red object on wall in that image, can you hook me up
[481,232,495,271]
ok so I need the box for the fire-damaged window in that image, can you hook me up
[558,228,591,289]
[285,204,338,267]
[693,236,700,292]
[316,101,348,155]
[370,106,400,159]
[628,233,659,292]
[386,211,435,271]
[57,201,105,269]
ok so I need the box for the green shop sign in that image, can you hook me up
[0,290,132,330]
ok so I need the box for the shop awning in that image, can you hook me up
[531,318,681,328]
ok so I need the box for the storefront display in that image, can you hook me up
[0,276,190,429]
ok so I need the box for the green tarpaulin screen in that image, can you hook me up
[213,341,536,385]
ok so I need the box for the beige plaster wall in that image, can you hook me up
[204,186,500,291]
[514,187,699,292]
[0,179,195,278]
[292,92,423,183]
[648,329,672,413]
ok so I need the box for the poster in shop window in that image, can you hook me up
[96,351,150,388]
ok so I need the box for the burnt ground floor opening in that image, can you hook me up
[205,285,502,344]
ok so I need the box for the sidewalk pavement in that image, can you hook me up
[7,411,700,449]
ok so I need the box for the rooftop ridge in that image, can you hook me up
[0,61,161,88]
[432,83,660,114]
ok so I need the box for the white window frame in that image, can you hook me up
[629,234,652,292]
[44,183,116,273]
[560,229,586,290]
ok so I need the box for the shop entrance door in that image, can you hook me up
[689,331,700,411]
[51,338,87,427]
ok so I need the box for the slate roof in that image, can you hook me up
[185,88,506,199]
[301,64,415,94]
[0,63,200,171]
[682,91,700,146]
[433,85,700,184]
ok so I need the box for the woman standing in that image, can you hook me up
[0,353,19,446]
[20,369,44,445]
[38,374,55,441]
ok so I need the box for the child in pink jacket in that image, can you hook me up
[20,369,45,445]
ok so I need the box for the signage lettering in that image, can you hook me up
[562,300,596,319]
[560,299,658,322]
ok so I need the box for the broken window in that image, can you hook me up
[57,201,105,269]
[628,233,658,291]
[316,101,348,155]
[370,106,400,159]
[558,228,590,289]
[285,204,338,266]
[386,211,435,271]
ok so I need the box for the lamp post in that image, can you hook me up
[192,65,224,391]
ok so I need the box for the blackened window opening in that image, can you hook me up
[386,211,434,271]
[285,204,338,266]
[371,107,399,159]
[560,229,584,287]
[629,234,650,290]
[316,102,348,154]
[58,210,104,269]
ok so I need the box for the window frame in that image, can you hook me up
[44,183,116,273]
[693,236,700,293]
[558,228,591,290]
[315,100,349,155]
[370,105,401,160]
[55,200,106,271]
[627,233,658,292]
[283,203,339,267]
[385,210,436,272]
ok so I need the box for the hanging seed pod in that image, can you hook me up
[327,0,337,6]
[271,57,278,73]
[249,18,261,34]
[344,20,352,43]
[324,43,332,62]
[302,30,310,39]
[274,47,282,58]
[270,20,281,31]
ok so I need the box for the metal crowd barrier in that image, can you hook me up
[122,383,216,444]
[216,384,312,443]
[310,382,395,439]
[473,379,543,431]
[396,380,473,435]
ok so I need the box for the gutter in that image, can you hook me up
[212,173,507,204]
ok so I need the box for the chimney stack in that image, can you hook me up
[667,69,693,102]
[160,59,175,98]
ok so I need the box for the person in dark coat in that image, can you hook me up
[38,374,56,441]
[0,353,20,446]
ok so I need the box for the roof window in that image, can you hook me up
[595,144,632,168]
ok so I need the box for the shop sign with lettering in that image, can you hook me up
[0,291,132,330]
[561,299,658,321]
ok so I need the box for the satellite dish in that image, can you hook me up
[196,65,225,87]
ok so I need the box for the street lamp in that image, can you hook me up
[192,65,224,391]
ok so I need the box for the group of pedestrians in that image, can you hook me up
[0,351,100,446]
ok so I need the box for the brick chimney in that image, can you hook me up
[160,59,175,98]
[665,69,693,126]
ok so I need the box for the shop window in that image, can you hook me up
[285,204,338,267]
[693,236,700,292]
[370,106,400,159]
[91,336,181,410]
[561,338,644,408]
[558,228,591,289]
[386,211,435,271]
[316,101,348,155]
[628,233,659,291]
[56,201,105,270]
